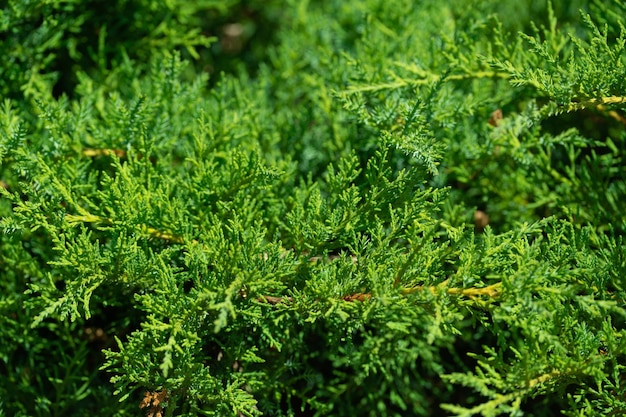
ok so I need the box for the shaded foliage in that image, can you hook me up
[1,1,625,416]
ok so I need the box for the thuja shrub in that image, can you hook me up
[1,0,625,416]
[0,0,284,105]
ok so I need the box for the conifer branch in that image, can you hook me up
[256,282,500,306]
[82,148,127,158]
[139,225,186,244]
[341,70,509,95]
[402,281,502,299]
[65,213,185,244]
[65,213,112,225]
[567,96,626,112]
[3,2,625,415]
[526,369,562,389]
[443,368,569,416]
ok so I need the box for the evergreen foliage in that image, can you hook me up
[1,0,625,416]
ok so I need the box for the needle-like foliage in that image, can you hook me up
[1,1,625,416]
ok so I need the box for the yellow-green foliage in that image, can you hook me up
[1,1,625,416]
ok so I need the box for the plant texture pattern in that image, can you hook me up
[1,1,625,416]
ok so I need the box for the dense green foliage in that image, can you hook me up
[1,0,625,416]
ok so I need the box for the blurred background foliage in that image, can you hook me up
[1,0,625,415]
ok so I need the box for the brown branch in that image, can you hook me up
[139,389,168,417]
[342,292,371,302]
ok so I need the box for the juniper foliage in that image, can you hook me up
[1,1,625,416]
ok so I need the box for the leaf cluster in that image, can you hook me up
[1,1,626,416]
